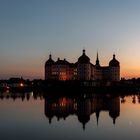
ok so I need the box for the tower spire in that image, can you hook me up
[96,110,100,126]
[113,118,116,125]
[49,52,52,59]
[113,53,115,59]
[96,51,100,66]
[83,49,85,55]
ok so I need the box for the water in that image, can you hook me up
[0,91,140,140]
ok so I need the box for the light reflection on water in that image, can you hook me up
[0,91,140,140]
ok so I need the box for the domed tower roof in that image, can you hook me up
[109,54,120,67]
[78,115,90,130]
[45,54,55,67]
[109,111,120,125]
[78,49,90,64]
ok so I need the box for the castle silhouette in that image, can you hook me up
[45,49,120,81]
[44,95,120,130]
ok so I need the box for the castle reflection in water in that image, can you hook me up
[1,91,140,130]
[45,95,120,129]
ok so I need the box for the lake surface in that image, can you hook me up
[0,91,140,140]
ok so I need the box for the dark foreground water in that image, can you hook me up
[0,91,140,140]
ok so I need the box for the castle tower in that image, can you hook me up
[95,52,100,67]
[109,54,120,81]
[45,53,54,80]
[109,97,120,125]
[77,49,91,80]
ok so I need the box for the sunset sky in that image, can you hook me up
[0,0,140,79]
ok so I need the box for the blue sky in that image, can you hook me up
[0,0,140,79]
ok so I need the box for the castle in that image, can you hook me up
[45,49,120,81]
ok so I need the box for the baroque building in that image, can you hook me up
[45,49,120,81]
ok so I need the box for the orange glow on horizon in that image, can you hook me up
[121,68,140,79]
[1,54,140,79]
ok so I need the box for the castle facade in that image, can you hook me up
[45,50,120,81]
